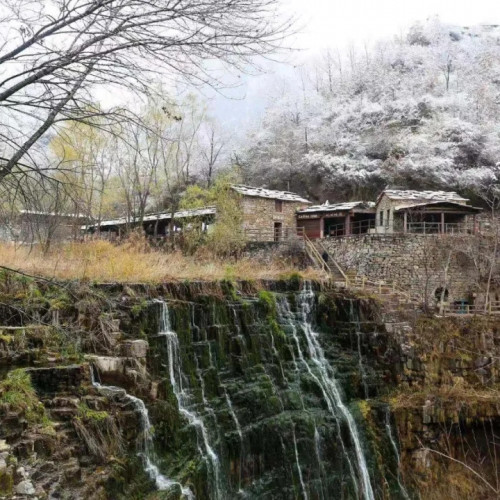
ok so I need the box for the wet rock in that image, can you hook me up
[27,365,88,395]
[120,340,148,358]
[15,479,36,496]
[89,355,125,376]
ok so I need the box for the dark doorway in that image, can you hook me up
[274,222,283,241]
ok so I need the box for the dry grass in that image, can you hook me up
[0,240,321,283]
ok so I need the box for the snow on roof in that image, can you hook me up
[380,190,468,203]
[88,207,216,228]
[297,201,375,214]
[20,209,87,219]
[394,201,482,212]
[231,185,311,203]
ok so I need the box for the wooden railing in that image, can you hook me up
[443,301,500,315]
[303,234,333,275]
[325,219,491,238]
[328,219,376,237]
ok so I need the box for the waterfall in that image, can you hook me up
[158,301,223,500]
[292,425,308,500]
[90,366,193,498]
[349,299,369,399]
[278,283,375,500]
[313,426,326,500]
[385,408,410,500]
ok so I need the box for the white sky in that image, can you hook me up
[287,0,500,51]
[209,0,500,138]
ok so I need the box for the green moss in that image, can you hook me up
[258,290,276,314]
[131,299,149,318]
[0,469,13,496]
[77,402,110,422]
[0,369,50,426]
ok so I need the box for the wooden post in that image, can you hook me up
[320,217,325,239]
[403,211,407,233]
[441,212,445,234]
[345,214,351,236]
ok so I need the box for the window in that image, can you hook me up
[275,199,283,212]
[386,209,390,225]
[379,210,384,226]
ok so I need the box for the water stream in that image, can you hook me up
[385,408,411,500]
[90,366,193,498]
[158,300,223,500]
[280,282,375,500]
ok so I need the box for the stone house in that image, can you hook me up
[86,185,311,242]
[375,189,481,234]
[231,185,311,241]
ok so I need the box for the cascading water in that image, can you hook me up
[292,425,308,500]
[157,300,223,500]
[90,366,193,498]
[385,408,411,500]
[278,282,375,500]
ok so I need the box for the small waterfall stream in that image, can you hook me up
[90,366,193,498]
[279,282,375,500]
[158,301,223,500]
[385,408,411,500]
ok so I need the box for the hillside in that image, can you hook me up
[242,21,500,204]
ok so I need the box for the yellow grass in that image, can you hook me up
[0,240,321,283]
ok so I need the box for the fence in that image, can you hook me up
[328,219,376,237]
[325,219,496,238]
[244,226,305,242]
[443,301,500,315]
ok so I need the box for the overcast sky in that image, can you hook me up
[287,0,500,51]
[208,0,500,141]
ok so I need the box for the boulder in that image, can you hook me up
[15,479,36,496]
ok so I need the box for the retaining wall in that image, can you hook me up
[320,234,480,303]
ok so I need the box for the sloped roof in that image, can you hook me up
[297,201,375,214]
[20,209,87,219]
[231,185,311,204]
[379,190,468,203]
[87,207,216,229]
[394,201,481,212]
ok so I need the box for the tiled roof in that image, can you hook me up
[297,201,375,214]
[87,207,216,228]
[381,190,468,203]
[231,185,311,203]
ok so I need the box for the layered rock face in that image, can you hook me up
[0,274,499,499]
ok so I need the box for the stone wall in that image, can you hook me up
[240,196,301,239]
[320,234,480,303]
[242,240,309,267]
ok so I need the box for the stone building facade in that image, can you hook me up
[320,234,483,304]
[232,185,311,241]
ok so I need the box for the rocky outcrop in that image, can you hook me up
[0,272,498,499]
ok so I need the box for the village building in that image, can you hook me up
[374,190,482,234]
[0,210,88,244]
[296,201,376,239]
[231,185,311,241]
[84,186,485,243]
[85,185,311,242]
[85,207,216,238]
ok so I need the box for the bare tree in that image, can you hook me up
[201,124,226,188]
[0,0,293,181]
